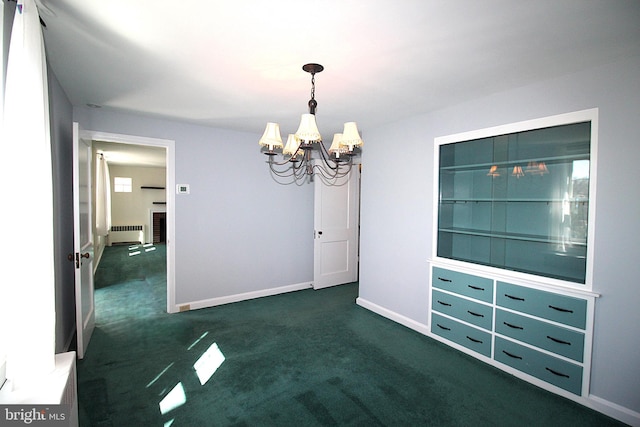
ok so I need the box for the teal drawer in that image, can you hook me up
[432,290,493,330]
[495,309,585,362]
[496,282,587,329]
[431,313,492,357]
[432,267,494,303]
[495,337,583,395]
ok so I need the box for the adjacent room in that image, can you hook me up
[1,0,639,426]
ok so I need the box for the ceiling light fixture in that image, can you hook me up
[259,63,363,184]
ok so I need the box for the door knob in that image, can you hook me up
[71,252,91,268]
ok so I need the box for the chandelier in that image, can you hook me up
[259,63,363,184]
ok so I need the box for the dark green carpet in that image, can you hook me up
[79,245,625,426]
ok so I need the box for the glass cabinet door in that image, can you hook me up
[437,121,591,284]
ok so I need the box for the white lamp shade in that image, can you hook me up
[283,134,300,156]
[259,122,283,149]
[329,133,347,155]
[340,122,363,148]
[295,113,321,142]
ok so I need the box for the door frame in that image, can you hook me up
[83,130,177,313]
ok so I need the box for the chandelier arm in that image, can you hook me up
[315,142,342,171]
[312,163,353,185]
[267,155,304,168]
[268,162,309,186]
[325,162,352,179]
[311,159,353,181]
[268,159,304,178]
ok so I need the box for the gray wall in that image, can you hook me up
[48,65,75,352]
[73,108,314,304]
[359,54,640,414]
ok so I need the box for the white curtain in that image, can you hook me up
[96,153,112,236]
[0,0,56,389]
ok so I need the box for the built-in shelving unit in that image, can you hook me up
[429,109,599,404]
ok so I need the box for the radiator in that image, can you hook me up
[59,352,78,427]
[108,225,144,245]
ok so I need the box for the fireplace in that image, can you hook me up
[153,211,166,244]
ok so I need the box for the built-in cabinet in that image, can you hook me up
[430,265,594,396]
[429,110,599,401]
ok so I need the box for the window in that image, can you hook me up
[114,176,132,193]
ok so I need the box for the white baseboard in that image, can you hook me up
[586,395,640,426]
[355,297,429,335]
[175,281,314,312]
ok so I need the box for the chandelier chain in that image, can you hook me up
[310,73,316,102]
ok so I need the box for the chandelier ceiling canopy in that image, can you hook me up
[259,63,363,184]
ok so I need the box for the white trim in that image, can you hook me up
[177,282,313,312]
[82,130,177,314]
[587,395,640,427]
[355,297,430,336]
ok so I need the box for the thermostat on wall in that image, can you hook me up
[176,184,190,194]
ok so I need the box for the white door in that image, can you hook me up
[313,167,360,290]
[73,122,95,359]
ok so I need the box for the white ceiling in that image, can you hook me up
[35,0,640,164]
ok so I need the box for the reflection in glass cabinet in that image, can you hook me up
[437,121,593,284]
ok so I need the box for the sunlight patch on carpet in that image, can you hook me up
[159,382,186,415]
[193,343,225,386]
[147,362,175,388]
[128,244,156,256]
[187,331,209,351]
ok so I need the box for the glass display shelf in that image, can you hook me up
[436,118,593,285]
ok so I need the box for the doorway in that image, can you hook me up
[86,130,176,313]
